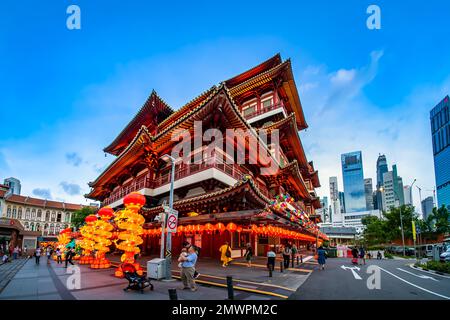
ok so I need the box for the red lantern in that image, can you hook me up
[177,225,185,233]
[85,215,97,223]
[123,192,146,207]
[204,223,214,233]
[98,206,114,219]
[194,224,204,233]
[215,223,225,233]
[226,222,237,233]
[237,226,243,233]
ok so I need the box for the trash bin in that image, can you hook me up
[147,258,166,280]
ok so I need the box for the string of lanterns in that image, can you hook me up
[113,192,146,277]
[78,215,97,265]
[91,207,114,269]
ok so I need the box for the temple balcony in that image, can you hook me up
[103,161,255,208]
[243,102,288,125]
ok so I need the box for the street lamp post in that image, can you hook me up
[161,154,176,281]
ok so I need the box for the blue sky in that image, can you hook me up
[1,0,449,210]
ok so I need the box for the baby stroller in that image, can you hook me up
[122,263,154,293]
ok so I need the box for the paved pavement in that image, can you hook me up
[0,253,314,300]
[0,258,29,293]
[290,257,450,300]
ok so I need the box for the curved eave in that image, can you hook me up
[104,90,173,155]
[281,160,312,200]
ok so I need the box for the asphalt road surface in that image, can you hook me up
[290,258,450,300]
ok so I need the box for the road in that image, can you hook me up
[290,258,450,300]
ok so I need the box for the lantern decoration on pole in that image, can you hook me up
[90,207,114,269]
[204,223,214,234]
[215,222,225,233]
[78,215,97,265]
[114,192,146,277]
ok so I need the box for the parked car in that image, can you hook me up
[405,247,416,256]
[440,247,450,262]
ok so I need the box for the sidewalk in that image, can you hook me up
[0,257,29,294]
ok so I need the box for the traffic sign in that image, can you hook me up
[166,208,178,233]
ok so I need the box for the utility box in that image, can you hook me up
[147,258,166,280]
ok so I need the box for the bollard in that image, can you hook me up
[297,256,300,265]
[291,256,294,268]
[280,261,283,273]
[300,255,303,263]
[269,265,273,277]
[226,276,234,300]
[168,288,178,300]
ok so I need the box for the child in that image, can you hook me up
[56,248,62,264]
[178,248,188,268]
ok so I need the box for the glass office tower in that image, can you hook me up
[341,151,366,213]
[431,96,450,209]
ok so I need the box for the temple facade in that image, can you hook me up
[86,54,327,259]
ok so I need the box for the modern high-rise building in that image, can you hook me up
[403,185,413,206]
[382,164,404,211]
[421,196,434,220]
[3,177,21,195]
[375,154,388,210]
[339,191,346,214]
[364,178,374,210]
[329,176,341,221]
[341,151,366,213]
[430,95,450,209]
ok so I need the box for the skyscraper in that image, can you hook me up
[375,154,388,210]
[382,164,404,210]
[339,191,346,213]
[430,95,450,209]
[403,185,413,206]
[3,177,21,195]
[421,196,434,220]
[364,178,374,210]
[341,151,366,213]
[329,176,341,221]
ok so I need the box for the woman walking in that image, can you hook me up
[244,243,253,267]
[219,242,232,267]
[56,248,62,264]
[35,247,41,265]
[317,246,327,270]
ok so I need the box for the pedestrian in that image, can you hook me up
[56,248,62,264]
[65,248,75,268]
[267,246,276,271]
[219,241,232,267]
[359,247,366,265]
[282,245,292,269]
[23,245,28,258]
[351,246,358,265]
[193,245,201,279]
[13,246,19,260]
[317,245,327,270]
[244,243,253,267]
[35,247,41,265]
[178,245,198,292]
[46,247,52,265]
[377,251,382,260]
[178,247,188,268]
[291,244,298,264]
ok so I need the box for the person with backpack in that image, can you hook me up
[219,241,232,267]
[65,248,75,268]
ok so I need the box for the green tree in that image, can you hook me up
[383,205,418,241]
[430,205,450,234]
[71,207,96,229]
[362,215,388,245]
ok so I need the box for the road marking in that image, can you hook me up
[397,268,438,281]
[378,267,450,300]
[340,265,362,280]
[409,264,450,279]
[232,262,312,273]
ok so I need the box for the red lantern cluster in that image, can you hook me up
[123,192,146,208]
[98,206,114,219]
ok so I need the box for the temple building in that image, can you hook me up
[86,54,327,258]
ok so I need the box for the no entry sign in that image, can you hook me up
[165,207,178,233]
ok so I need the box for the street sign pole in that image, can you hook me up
[165,156,176,280]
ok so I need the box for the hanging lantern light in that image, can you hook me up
[215,222,225,233]
[204,223,214,233]
[226,222,237,233]
[237,226,243,233]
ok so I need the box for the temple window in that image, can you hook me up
[31,209,36,220]
[242,103,257,117]
[261,97,273,108]
[37,209,42,219]
[12,207,17,219]
[18,207,22,219]
[30,222,35,231]
[57,212,62,222]
[51,211,56,222]
[45,210,50,221]
[25,208,30,220]
[7,206,11,218]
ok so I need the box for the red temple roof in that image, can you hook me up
[104,90,174,156]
